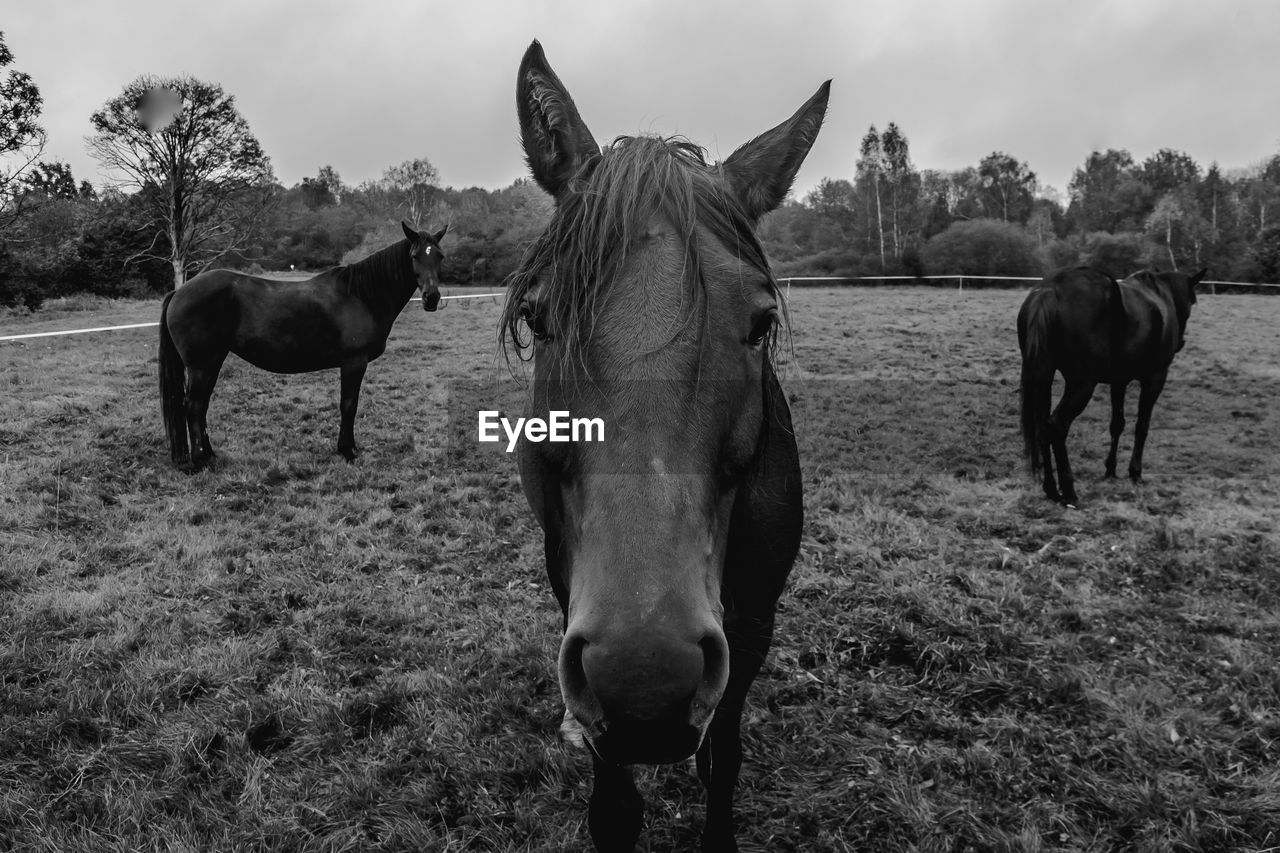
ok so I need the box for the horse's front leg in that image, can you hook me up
[1105,381,1127,478]
[1129,370,1168,483]
[588,753,643,852]
[697,703,746,853]
[337,354,369,461]
[698,624,771,853]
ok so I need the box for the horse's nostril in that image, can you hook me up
[559,632,590,700]
[695,631,730,717]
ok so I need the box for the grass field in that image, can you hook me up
[2,286,1279,852]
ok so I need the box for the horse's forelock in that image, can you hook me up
[502,135,778,369]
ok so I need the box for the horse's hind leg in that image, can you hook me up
[185,361,224,470]
[1129,370,1168,483]
[337,354,369,461]
[1038,421,1059,502]
[1105,381,1128,477]
[1048,378,1096,506]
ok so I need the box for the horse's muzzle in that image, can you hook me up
[558,621,729,765]
[423,289,441,312]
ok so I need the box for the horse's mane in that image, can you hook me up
[501,135,782,368]
[339,239,416,312]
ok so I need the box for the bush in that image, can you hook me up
[921,219,1042,277]
[0,243,45,310]
[1243,226,1280,284]
[1081,231,1148,279]
[1038,238,1079,271]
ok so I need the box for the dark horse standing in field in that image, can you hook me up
[1019,265,1205,506]
[505,41,827,851]
[159,221,447,469]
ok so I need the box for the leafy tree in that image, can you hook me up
[301,164,344,209]
[1,31,46,229]
[806,177,856,239]
[880,123,918,256]
[1145,188,1210,270]
[21,160,78,199]
[1239,154,1280,238]
[1141,149,1200,198]
[87,75,276,286]
[856,126,886,267]
[1145,192,1187,269]
[1247,225,1280,282]
[1067,149,1151,233]
[977,151,1036,223]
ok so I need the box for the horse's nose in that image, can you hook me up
[423,287,441,312]
[559,617,730,765]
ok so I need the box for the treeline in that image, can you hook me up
[7,137,1280,312]
[763,127,1280,284]
[0,159,553,309]
[6,138,1280,312]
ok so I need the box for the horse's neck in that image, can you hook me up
[347,242,417,320]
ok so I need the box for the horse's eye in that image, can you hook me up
[521,302,551,342]
[746,309,779,347]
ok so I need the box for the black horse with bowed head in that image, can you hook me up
[159,221,447,470]
[1019,265,1205,506]
[503,40,827,852]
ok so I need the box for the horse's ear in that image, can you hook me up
[402,221,419,242]
[1190,268,1208,290]
[432,224,449,244]
[517,40,599,199]
[722,81,831,222]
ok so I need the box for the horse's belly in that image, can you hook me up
[233,306,372,373]
[235,344,343,374]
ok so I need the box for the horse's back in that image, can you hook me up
[1021,267,1122,379]
[165,269,375,373]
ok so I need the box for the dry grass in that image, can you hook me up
[2,287,1279,851]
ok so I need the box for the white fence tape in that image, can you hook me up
[3,278,1277,343]
[778,274,1280,294]
[0,292,508,343]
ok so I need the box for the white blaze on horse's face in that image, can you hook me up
[403,222,447,312]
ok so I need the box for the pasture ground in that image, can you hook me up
[2,287,1279,852]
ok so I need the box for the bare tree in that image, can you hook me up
[87,75,275,286]
[381,157,441,224]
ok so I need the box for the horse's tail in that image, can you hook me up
[158,291,189,466]
[1019,290,1055,476]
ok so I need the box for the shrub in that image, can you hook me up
[1081,231,1148,278]
[921,219,1042,277]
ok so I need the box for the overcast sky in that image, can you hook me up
[6,0,1279,202]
